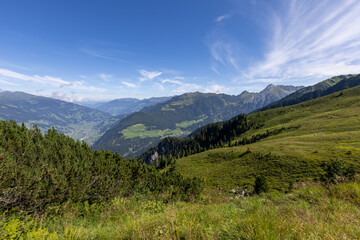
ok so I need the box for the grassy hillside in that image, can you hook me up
[94,85,301,157]
[175,85,360,190]
[0,91,112,144]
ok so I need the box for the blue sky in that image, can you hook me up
[1,0,360,101]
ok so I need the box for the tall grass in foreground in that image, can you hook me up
[1,181,360,239]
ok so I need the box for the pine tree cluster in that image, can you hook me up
[0,120,203,213]
[138,115,250,167]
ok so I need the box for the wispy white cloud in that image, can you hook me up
[209,0,360,86]
[0,60,29,71]
[81,49,117,60]
[209,41,241,73]
[157,74,228,95]
[0,68,105,92]
[121,81,137,88]
[204,84,229,93]
[162,78,182,85]
[158,76,203,93]
[81,49,133,64]
[244,0,360,84]
[0,78,18,86]
[154,82,165,91]
[71,81,106,91]
[211,65,221,76]
[48,91,107,102]
[215,14,231,23]
[0,68,72,87]
[160,68,182,75]
[50,91,75,102]
[138,69,163,81]
[98,73,112,81]
[170,82,202,94]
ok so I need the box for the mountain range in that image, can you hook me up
[0,91,110,144]
[138,74,360,165]
[93,84,302,157]
[258,74,359,111]
[79,96,172,116]
[2,74,358,157]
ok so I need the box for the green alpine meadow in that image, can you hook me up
[1,1,360,239]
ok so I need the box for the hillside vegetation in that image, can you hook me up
[1,181,359,239]
[0,120,202,214]
[174,84,360,190]
[94,85,301,157]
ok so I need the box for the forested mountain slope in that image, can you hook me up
[0,91,111,144]
[94,85,301,157]
[173,85,360,190]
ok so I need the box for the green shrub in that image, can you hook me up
[254,175,269,194]
[0,217,57,239]
[0,120,203,213]
[322,159,356,184]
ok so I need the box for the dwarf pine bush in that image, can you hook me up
[0,120,203,213]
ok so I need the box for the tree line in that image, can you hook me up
[138,114,253,167]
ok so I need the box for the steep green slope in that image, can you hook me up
[175,85,360,190]
[94,85,301,157]
[0,91,112,144]
[259,74,359,111]
[92,96,172,116]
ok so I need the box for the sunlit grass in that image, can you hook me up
[176,86,360,190]
[2,181,360,239]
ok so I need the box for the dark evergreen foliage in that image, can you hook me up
[138,115,250,166]
[0,120,203,213]
[321,159,356,184]
[231,126,300,147]
[137,114,300,168]
[254,175,269,194]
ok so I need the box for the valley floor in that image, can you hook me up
[1,181,360,239]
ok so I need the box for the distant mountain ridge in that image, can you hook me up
[93,84,302,157]
[0,91,111,144]
[88,96,173,116]
[258,74,359,111]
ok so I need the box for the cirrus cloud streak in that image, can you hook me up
[210,0,360,86]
